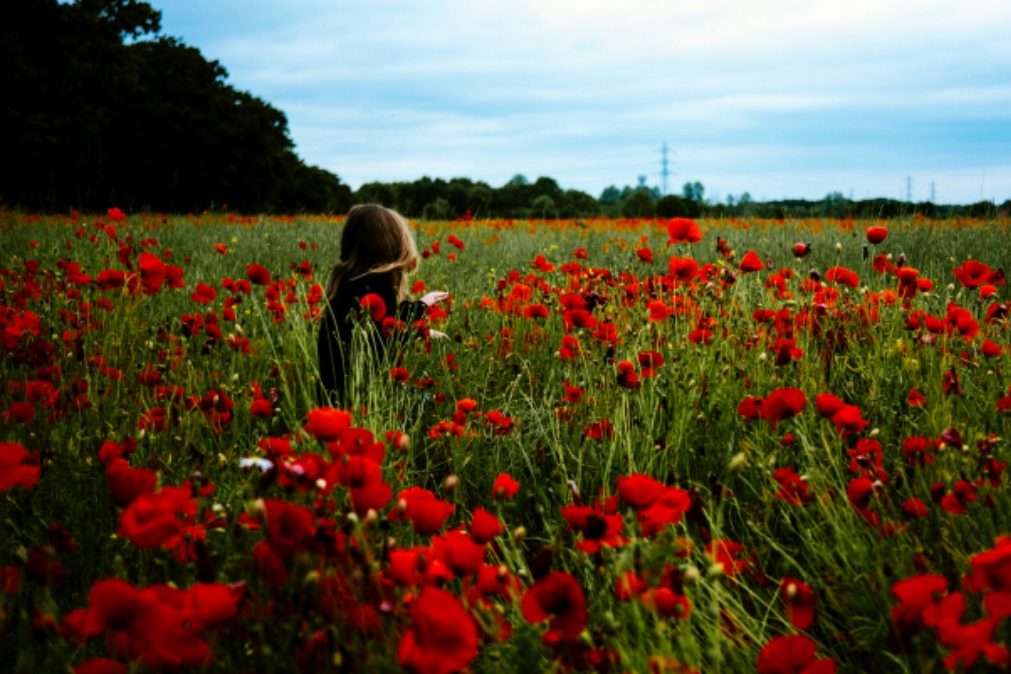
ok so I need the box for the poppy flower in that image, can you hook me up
[304,407,353,442]
[359,293,387,321]
[792,242,811,258]
[665,217,702,244]
[469,508,504,543]
[246,263,272,286]
[756,634,835,674]
[780,577,817,629]
[392,487,454,536]
[760,387,807,426]
[190,283,217,304]
[432,529,487,577]
[705,539,749,577]
[117,486,196,549]
[773,467,812,506]
[637,487,692,536]
[643,587,692,620]
[491,473,520,500]
[953,260,999,289]
[0,442,40,491]
[561,503,625,554]
[740,251,765,273]
[616,473,667,510]
[825,266,859,288]
[521,571,588,644]
[105,459,157,507]
[397,586,479,674]
[636,247,654,263]
[866,225,888,244]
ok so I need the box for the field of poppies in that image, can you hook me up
[1,208,1010,673]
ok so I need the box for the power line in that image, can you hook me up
[660,142,671,196]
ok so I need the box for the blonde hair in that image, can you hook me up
[325,204,420,303]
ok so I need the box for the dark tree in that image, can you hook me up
[1,0,350,213]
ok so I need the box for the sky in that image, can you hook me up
[156,0,1011,204]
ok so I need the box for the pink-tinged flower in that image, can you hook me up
[397,586,479,674]
[521,571,588,644]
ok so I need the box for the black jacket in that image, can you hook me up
[316,272,425,405]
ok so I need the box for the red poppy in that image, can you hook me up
[469,507,504,543]
[359,293,387,321]
[773,467,812,506]
[561,503,625,554]
[780,577,817,629]
[705,539,749,577]
[246,263,272,286]
[190,283,217,304]
[665,217,702,244]
[0,442,40,491]
[756,634,835,674]
[792,242,811,258]
[760,387,807,426]
[304,407,353,442]
[636,247,654,264]
[105,458,157,507]
[825,266,859,288]
[397,586,479,674]
[740,250,765,273]
[901,497,930,519]
[392,487,454,536]
[432,529,487,577]
[616,473,666,510]
[643,587,692,620]
[491,473,520,500]
[953,259,1000,289]
[866,225,888,244]
[117,486,196,549]
[521,571,588,644]
[262,499,317,557]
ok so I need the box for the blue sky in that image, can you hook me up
[157,0,1011,204]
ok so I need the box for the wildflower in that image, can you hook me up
[397,586,479,674]
[521,571,588,644]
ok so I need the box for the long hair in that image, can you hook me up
[325,204,420,303]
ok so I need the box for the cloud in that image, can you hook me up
[157,0,1011,202]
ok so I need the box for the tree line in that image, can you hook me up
[1,0,352,213]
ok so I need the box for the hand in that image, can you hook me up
[420,290,450,306]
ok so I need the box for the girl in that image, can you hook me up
[317,204,448,405]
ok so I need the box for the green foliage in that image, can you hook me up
[1,0,350,213]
